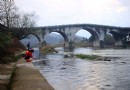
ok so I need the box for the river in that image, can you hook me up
[33,47,130,90]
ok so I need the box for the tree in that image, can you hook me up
[88,36,95,42]
[103,34,115,45]
[0,0,18,28]
[0,0,38,28]
[0,32,12,50]
[0,31,13,63]
[17,12,38,28]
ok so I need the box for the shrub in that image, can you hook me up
[0,32,12,50]
[103,34,115,45]
[0,32,13,63]
[0,31,25,64]
[41,45,56,54]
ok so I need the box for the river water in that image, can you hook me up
[33,47,130,90]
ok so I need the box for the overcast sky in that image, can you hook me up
[15,0,130,28]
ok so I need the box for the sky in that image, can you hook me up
[15,0,130,38]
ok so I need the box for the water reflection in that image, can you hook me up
[33,47,130,90]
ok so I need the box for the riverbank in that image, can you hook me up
[0,63,16,90]
[0,57,54,90]
[10,58,54,90]
[41,45,57,55]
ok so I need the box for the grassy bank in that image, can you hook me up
[75,54,99,60]
[40,45,57,55]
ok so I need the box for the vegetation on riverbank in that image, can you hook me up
[40,45,57,54]
[75,54,99,60]
[0,31,25,64]
[75,54,114,61]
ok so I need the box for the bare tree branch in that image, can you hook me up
[0,0,38,28]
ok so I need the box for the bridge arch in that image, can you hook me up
[16,23,130,48]
[82,27,99,41]
[75,29,91,38]
[21,33,41,42]
[48,31,69,42]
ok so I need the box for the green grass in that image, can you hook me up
[75,54,99,60]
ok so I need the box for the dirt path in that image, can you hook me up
[0,63,15,90]
[11,58,54,90]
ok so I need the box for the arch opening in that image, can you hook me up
[73,28,98,47]
[75,29,91,39]
[44,32,66,47]
[109,31,121,41]
[103,33,115,46]
[20,34,40,49]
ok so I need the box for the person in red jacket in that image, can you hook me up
[24,49,34,62]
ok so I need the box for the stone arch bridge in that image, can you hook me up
[15,24,130,48]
